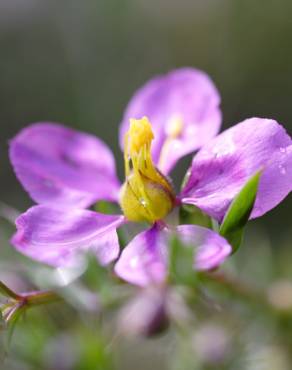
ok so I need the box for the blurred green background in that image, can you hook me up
[1,1,292,369]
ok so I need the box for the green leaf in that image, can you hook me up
[219,171,262,253]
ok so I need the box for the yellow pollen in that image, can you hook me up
[128,117,154,154]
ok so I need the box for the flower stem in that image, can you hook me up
[0,280,61,326]
[21,290,62,307]
[0,280,21,300]
[0,280,61,306]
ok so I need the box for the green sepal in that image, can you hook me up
[219,171,262,253]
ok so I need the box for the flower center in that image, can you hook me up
[120,117,175,223]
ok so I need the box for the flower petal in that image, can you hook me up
[175,225,232,271]
[115,223,231,286]
[180,118,292,221]
[9,123,120,208]
[119,67,222,174]
[115,225,167,287]
[11,205,125,267]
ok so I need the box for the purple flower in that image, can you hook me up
[9,67,292,287]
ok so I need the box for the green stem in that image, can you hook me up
[0,280,61,307]
[0,279,61,324]
[0,280,21,300]
[22,290,62,307]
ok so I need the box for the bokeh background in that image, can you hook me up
[0,1,292,369]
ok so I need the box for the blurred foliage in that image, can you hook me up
[0,1,292,369]
[0,211,292,369]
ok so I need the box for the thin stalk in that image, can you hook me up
[22,290,62,307]
[0,281,21,300]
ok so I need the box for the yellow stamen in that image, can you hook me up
[128,117,154,154]
[120,117,175,223]
[166,115,184,138]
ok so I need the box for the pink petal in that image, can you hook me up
[114,225,167,287]
[176,225,232,271]
[9,123,120,209]
[115,224,231,287]
[180,118,292,221]
[11,205,125,267]
[119,67,222,174]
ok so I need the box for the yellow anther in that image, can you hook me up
[120,117,175,223]
[165,115,184,138]
[128,117,154,154]
[158,115,184,171]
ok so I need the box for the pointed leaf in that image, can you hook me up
[219,171,262,252]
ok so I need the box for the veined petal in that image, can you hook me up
[11,205,126,267]
[119,67,222,174]
[176,225,232,271]
[114,224,167,287]
[9,123,120,209]
[180,118,292,221]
